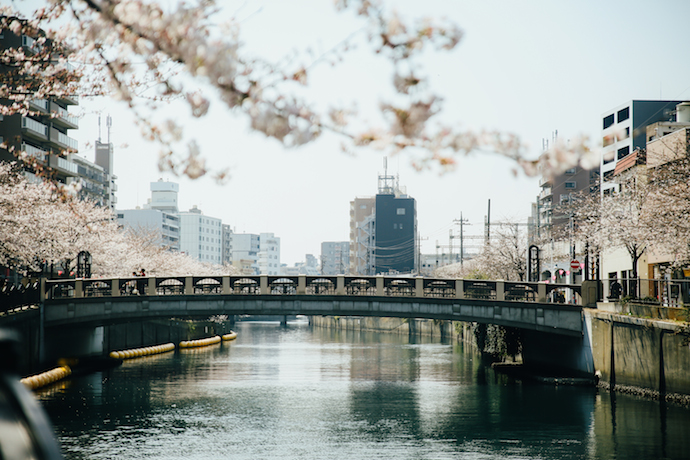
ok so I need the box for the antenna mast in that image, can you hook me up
[106,115,112,144]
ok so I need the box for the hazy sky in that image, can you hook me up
[66,0,690,265]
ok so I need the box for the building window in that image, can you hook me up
[565,181,576,189]
[617,146,630,160]
[603,114,615,129]
[565,168,576,175]
[617,107,630,123]
[396,208,406,215]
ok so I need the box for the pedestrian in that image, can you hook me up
[610,280,622,300]
[137,269,146,295]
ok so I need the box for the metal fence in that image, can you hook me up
[602,278,690,307]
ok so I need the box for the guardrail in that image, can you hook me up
[602,278,690,307]
[0,282,41,314]
[42,275,583,305]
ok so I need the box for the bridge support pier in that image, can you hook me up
[520,327,595,379]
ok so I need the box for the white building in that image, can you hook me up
[178,205,222,264]
[229,233,260,274]
[147,179,179,213]
[258,233,281,275]
[321,242,349,275]
[116,208,180,251]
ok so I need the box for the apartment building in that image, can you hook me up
[601,100,682,195]
[321,242,349,275]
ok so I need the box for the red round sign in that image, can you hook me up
[570,260,580,270]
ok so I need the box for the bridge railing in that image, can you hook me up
[41,275,585,305]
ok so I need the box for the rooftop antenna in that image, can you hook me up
[106,115,112,144]
[97,114,102,142]
[378,156,397,195]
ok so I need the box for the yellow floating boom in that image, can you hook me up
[21,366,71,390]
[179,335,222,348]
[221,331,237,341]
[109,343,175,360]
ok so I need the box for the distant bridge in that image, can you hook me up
[24,274,587,336]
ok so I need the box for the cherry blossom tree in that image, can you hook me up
[647,133,690,265]
[0,162,236,276]
[564,163,655,294]
[0,1,599,180]
[435,221,527,281]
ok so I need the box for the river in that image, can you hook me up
[37,320,690,459]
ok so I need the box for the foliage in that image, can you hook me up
[0,162,236,276]
[565,138,690,281]
[0,1,599,180]
[471,322,521,360]
[434,221,527,281]
[564,166,655,282]
[647,133,690,264]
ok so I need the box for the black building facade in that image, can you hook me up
[374,193,417,274]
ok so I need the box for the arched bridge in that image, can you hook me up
[33,274,586,337]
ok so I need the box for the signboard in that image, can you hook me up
[570,260,580,270]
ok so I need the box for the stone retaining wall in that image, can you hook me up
[588,309,690,402]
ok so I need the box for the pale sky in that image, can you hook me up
[63,0,690,266]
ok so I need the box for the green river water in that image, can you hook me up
[37,320,690,459]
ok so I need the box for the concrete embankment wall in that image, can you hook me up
[309,316,456,340]
[587,308,690,400]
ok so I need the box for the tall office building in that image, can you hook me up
[349,171,418,275]
[94,139,117,211]
[374,173,417,275]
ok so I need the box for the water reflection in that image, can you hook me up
[37,321,690,460]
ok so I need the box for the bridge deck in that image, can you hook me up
[37,275,585,337]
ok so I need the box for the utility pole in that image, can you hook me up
[449,229,454,264]
[485,199,491,244]
[454,213,470,267]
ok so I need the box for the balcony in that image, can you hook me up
[539,187,553,200]
[29,99,48,113]
[21,143,48,162]
[21,35,41,54]
[50,103,79,129]
[49,154,78,176]
[49,128,78,151]
[21,117,48,140]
